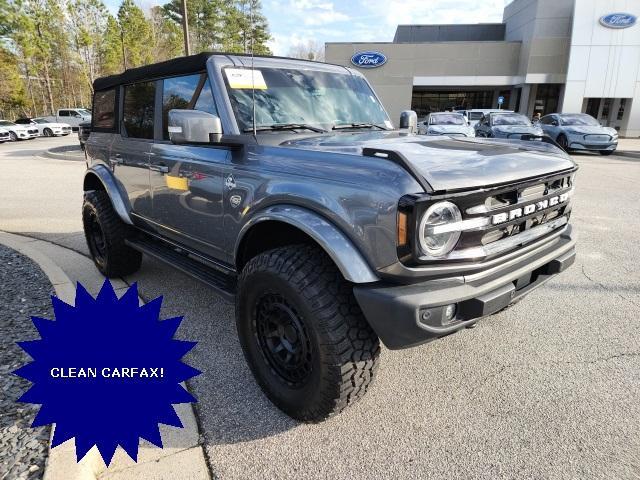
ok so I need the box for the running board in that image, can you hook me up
[125,237,236,302]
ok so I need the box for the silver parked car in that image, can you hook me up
[418,112,475,137]
[539,113,618,155]
[475,112,544,139]
[464,109,513,127]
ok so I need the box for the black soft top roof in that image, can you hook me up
[93,52,213,91]
[92,52,340,91]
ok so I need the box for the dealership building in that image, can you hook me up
[325,0,640,137]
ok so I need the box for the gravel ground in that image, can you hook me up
[0,245,53,480]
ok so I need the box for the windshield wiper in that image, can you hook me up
[332,122,388,131]
[243,123,327,133]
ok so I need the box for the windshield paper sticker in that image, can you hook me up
[225,68,268,89]
[14,280,201,466]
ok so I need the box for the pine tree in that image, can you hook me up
[118,0,154,69]
[0,47,27,118]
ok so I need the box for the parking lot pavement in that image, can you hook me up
[1,139,639,479]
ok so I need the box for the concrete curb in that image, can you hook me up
[615,151,640,160]
[38,145,85,162]
[0,231,211,480]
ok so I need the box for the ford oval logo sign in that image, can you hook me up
[351,51,387,69]
[599,13,637,29]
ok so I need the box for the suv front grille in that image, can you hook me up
[398,170,576,266]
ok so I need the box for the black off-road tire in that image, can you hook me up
[82,190,142,277]
[236,245,381,422]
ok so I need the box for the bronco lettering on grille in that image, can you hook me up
[491,192,569,225]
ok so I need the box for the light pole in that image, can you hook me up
[181,0,191,56]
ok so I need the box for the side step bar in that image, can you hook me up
[125,237,237,302]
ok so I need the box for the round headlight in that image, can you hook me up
[418,201,462,257]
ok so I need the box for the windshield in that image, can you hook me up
[79,109,91,115]
[0,121,16,127]
[224,67,389,132]
[430,114,465,126]
[492,114,531,126]
[33,118,48,124]
[560,114,599,126]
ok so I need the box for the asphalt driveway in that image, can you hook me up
[1,137,638,479]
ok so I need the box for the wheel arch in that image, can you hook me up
[83,165,133,225]
[235,205,380,284]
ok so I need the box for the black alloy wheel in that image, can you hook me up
[254,292,313,387]
[86,210,107,269]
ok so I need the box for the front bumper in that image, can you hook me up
[354,226,575,349]
[567,133,617,151]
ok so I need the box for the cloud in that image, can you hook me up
[264,0,511,55]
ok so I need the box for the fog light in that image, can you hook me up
[444,304,457,321]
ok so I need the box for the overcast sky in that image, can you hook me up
[105,0,512,56]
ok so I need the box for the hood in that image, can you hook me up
[562,125,616,135]
[428,125,472,135]
[279,131,575,192]
[492,125,541,133]
[7,124,30,132]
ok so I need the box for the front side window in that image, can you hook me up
[93,89,116,129]
[162,74,219,139]
[429,114,465,126]
[123,82,155,139]
[224,67,389,132]
[491,113,531,126]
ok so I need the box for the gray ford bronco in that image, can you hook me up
[83,53,577,422]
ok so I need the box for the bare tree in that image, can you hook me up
[287,39,324,62]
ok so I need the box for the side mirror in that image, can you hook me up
[399,110,418,133]
[168,109,222,144]
[551,121,558,126]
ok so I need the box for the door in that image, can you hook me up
[111,81,156,220]
[540,114,560,140]
[149,73,230,260]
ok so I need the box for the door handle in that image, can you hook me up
[150,164,169,173]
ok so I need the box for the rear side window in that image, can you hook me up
[93,89,116,129]
[123,82,155,139]
[162,74,219,139]
[59,110,69,117]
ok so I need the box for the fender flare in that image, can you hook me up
[236,205,380,284]
[83,164,134,225]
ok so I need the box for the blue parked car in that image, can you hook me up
[475,112,544,139]
[418,112,475,137]
[539,113,618,155]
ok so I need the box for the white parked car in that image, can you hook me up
[0,120,39,141]
[15,117,72,137]
[418,112,475,137]
[43,108,92,131]
[0,127,10,143]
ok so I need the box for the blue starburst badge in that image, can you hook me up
[14,280,201,466]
